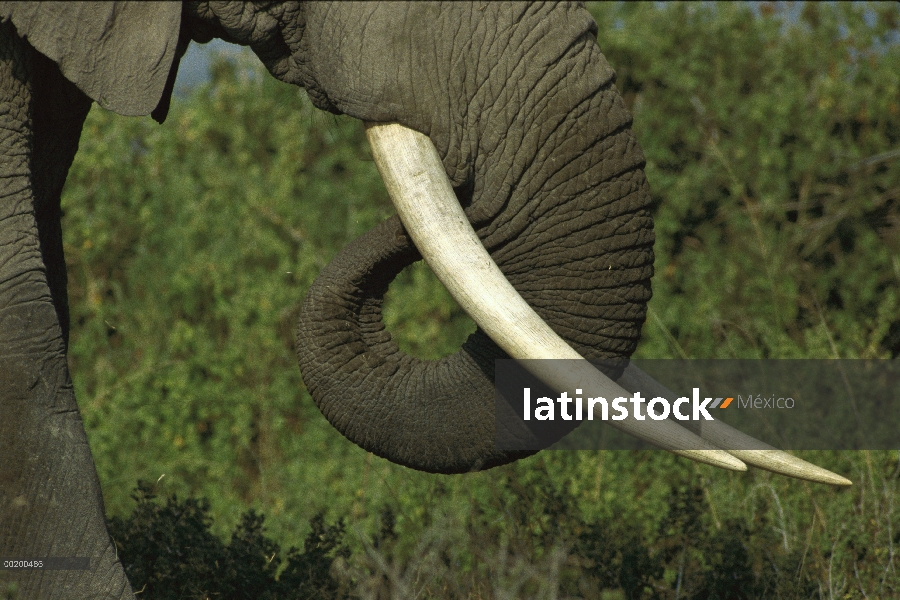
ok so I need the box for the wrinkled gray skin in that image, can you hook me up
[0,2,653,597]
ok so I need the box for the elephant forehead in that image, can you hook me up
[292,2,614,188]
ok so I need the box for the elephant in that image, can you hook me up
[0,2,849,598]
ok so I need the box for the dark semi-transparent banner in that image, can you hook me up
[494,359,900,451]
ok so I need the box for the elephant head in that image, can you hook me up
[0,2,848,598]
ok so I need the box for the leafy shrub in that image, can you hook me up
[108,482,348,599]
[110,472,826,599]
[589,2,900,359]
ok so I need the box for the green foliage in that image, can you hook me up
[60,3,900,598]
[588,2,900,359]
[573,480,818,599]
[110,469,826,599]
[384,262,475,359]
[107,482,348,599]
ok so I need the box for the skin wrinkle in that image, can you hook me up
[536,292,642,314]
[495,141,636,262]
[472,7,607,200]
[545,301,648,324]
[519,249,652,296]
[495,219,651,288]
[460,6,544,188]
[509,240,648,278]
[446,14,468,146]
[523,282,634,300]
[530,288,650,312]
[501,190,648,272]
[432,6,492,189]
[467,18,517,142]
[299,219,524,471]
[513,260,652,290]
[544,317,643,343]
[510,208,651,266]
[277,4,303,58]
[475,66,625,250]
[340,6,376,113]
[524,105,638,219]
[527,125,640,220]
[494,14,575,146]
[528,213,646,257]
[573,315,646,337]
[412,11,435,145]
[517,282,652,322]
[559,169,647,219]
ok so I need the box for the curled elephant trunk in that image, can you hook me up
[297,124,745,474]
[297,213,530,472]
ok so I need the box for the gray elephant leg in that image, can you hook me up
[0,23,133,600]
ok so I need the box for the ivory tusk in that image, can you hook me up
[617,364,852,485]
[365,121,747,472]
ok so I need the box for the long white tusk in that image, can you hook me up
[365,121,746,472]
[617,364,852,485]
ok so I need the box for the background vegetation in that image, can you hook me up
[53,3,899,598]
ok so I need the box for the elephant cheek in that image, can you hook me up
[492,161,656,362]
[463,36,656,362]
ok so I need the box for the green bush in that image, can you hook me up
[110,471,822,599]
[108,482,348,599]
[591,2,900,359]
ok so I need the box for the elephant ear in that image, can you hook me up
[0,1,182,117]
